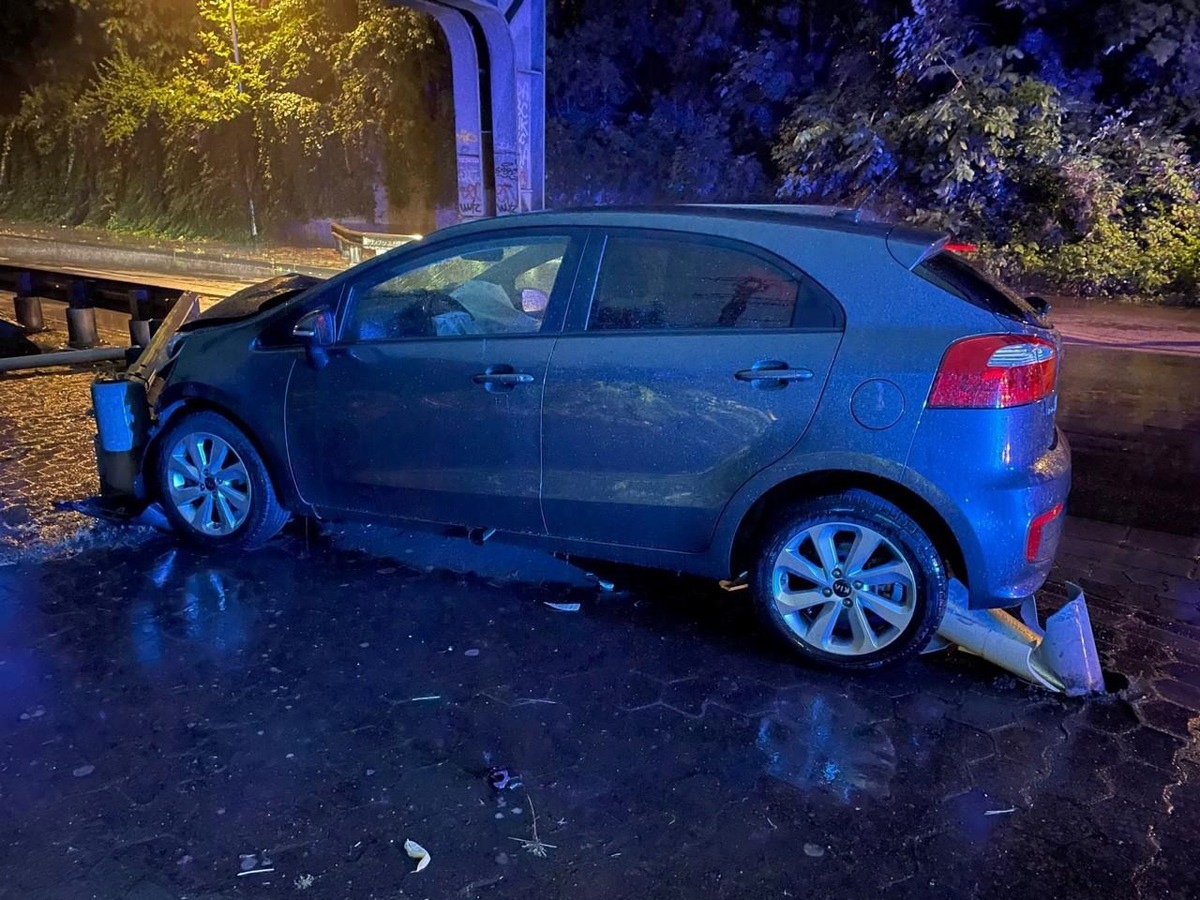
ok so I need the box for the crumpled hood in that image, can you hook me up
[179,274,322,331]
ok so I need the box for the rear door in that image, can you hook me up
[541,228,845,552]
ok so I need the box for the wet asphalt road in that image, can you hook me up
[1058,345,1200,536]
[0,331,1197,897]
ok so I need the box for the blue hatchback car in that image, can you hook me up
[107,206,1070,670]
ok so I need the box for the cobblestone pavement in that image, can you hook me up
[0,331,1197,898]
[0,301,135,559]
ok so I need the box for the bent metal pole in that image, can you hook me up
[0,347,128,373]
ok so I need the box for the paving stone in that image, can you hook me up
[1124,527,1200,559]
[1063,517,1129,545]
[709,676,779,716]
[658,676,721,718]
[1151,676,1200,712]
[1136,698,1197,738]
[1086,795,1164,851]
[1162,661,1200,688]
[1069,698,1141,735]
[1097,545,1195,578]
[1012,794,1098,847]
[1125,726,1188,771]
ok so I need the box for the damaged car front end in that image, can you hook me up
[88,275,321,521]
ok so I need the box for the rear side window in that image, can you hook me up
[588,234,840,331]
[917,251,1038,323]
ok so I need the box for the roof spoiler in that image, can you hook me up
[886,225,948,271]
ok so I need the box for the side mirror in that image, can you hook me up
[292,308,335,344]
[1025,294,1052,317]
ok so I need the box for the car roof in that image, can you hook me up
[441,202,924,234]
[424,204,945,270]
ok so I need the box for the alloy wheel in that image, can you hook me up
[165,431,253,536]
[770,521,917,656]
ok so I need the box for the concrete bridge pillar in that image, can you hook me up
[395,0,545,221]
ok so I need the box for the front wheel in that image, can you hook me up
[154,410,290,549]
[752,490,947,669]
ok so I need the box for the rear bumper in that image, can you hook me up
[906,424,1072,610]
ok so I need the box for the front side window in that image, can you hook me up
[587,234,839,331]
[343,236,570,342]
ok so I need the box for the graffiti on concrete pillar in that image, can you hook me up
[458,154,484,219]
[457,128,480,157]
[494,146,520,215]
[517,74,532,212]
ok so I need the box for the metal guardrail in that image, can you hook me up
[0,263,193,368]
[330,222,422,264]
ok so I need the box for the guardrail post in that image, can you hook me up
[66,280,98,349]
[127,288,153,347]
[13,271,46,334]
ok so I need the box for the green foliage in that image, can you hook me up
[766,0,1200,299]
[996,123,1200,297]
[0,0,449,240]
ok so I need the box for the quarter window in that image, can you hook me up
[588,235,838,331]
[343,236,570,342]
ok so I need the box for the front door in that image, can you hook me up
[286,231,579,533]
[542,229,845,552]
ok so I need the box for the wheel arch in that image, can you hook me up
[144,393,300,511]
[727,468,968,588]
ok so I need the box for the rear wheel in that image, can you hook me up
[155,410,290,549]
[752,490,947,669]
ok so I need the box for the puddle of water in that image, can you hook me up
[756,691,897,802]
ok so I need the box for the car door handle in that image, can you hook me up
[472,365,535,392]
[734,361,814,387]
[473,372,534,385]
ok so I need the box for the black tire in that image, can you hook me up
[154,410,290,549]
[751,489,947,670]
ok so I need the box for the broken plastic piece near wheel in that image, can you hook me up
[404,838,431,872]
[719,571,750,592]
[928,579,1104,695]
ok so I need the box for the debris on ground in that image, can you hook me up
[803,843,826,858]
[543,601,581,612]
[71,764,94,777]
[508,797,556,858]
[404,838,431,873]
[238,852,273,875]
[584,572,616,591]
[718,571,750,592]
[294,873,315,890]
[984,807,1016,816]
[488,767,523,791]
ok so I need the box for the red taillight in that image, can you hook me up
[943,242,977,254]
[928,335,1057,409]
[1026,503,1064,561]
